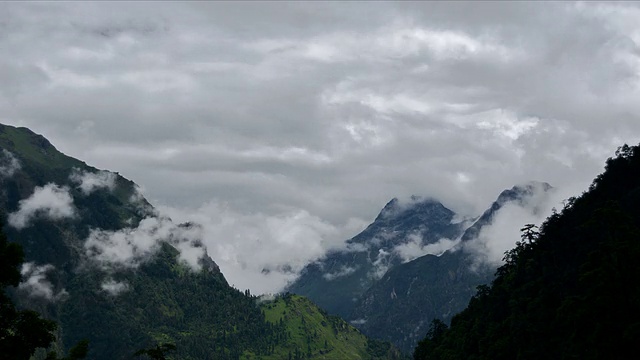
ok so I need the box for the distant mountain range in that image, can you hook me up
[288,181,553,352]
[0,123,402,360]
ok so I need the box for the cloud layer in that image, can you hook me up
[159,203,361,293]
[2,2,640,292]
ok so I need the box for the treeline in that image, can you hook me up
[414,144,640,359]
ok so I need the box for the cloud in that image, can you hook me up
[256,293,276,304]
[2,2,640,293]
[463,183,567,269]
[69,168,117,195]
[84,216,205,271]
[370,248,393,280]
[323,265,358,281]
[159,202,360,294]
[0,149,21,178]
[19,262,66,301]
[8,183,76,230]
[101,278,130,296]
[393,233,460,263]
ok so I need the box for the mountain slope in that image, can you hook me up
[287,197,464,318]
[244,294,404,360]
[0,123,400,360]
[348,183,552,352]
[414,144,640,359]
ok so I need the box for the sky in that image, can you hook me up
[2,2,640,293]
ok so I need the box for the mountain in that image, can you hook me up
[287,197,465,318]
[348,182,552,352]
[0,123,400,360]
[414,144,640,359]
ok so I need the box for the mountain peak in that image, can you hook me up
[374,196,446,222]
[497,181,553,205]
[460,181,553,242]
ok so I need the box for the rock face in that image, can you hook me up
[287,196,465,318]
[289,182,553,353]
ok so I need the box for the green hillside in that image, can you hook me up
[0,123,401,360]
[243,294,404,360]
[414,144,640,359]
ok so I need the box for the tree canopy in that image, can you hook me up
[414,144,640,359]
[0,221,57,360]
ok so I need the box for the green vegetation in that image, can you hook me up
[133,343,177,360]
[0,125,86,171]
[0,220,90,360]
[243,293,404,360]
[1,123,402,359]
[0,222,57,360]
[414,144,640,359]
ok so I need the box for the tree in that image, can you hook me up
[0,221,57,360]
[0,221,88,360]
[133,343,177,360]
[45,340,90,360]
[413,319,447,359]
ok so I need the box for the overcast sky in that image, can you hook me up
[2,2,640,293]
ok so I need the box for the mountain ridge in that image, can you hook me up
[0,123,402,360]
[289,180,553,352]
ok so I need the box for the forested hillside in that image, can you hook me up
[245,294,404,360]
[414,144,640,359]
[0,123,400,360]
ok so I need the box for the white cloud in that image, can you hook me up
[159,202,359,294]
[0,149,21,178]
[370,248,392,280]
[256,293,276,304]
[84,216,205,271]
[19,262,66,301]
[8,184,76,230]
[323,265,358,281]
[463,183,567,269]
[393,233,460,263]
[69,168,117,195]
[2,2,640,294]
[101,279,130,296]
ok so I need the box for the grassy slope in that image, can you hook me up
[0,124,86,170]
[243,294,401,360]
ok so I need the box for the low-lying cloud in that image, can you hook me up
[19,262,66,301]
[463,184,569,269]
[8,183,76,230]
[69,168,117,195]
[159,202,362,294]
[0,149,21,178]
[84,216,206,271]
[323,265,358,281]
[394,233,460,263]
[101,278,130,296]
